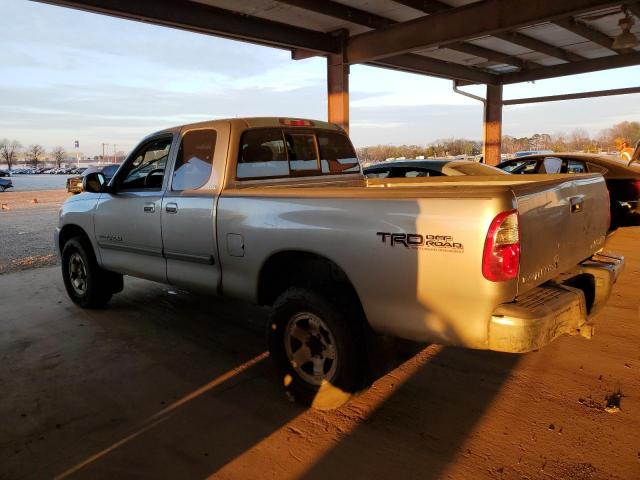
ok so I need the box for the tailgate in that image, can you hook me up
[514,174,608,295]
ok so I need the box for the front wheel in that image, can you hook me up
[268,288,368,410]
[0,185,5,192]
[61,236,120,308]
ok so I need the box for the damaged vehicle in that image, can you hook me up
[56,117,623,409]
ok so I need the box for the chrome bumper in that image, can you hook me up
[488,252,624,353]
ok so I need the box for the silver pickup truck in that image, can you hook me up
[56,117,623,409]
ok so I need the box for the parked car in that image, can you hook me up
[497,152,640,229]
[67,164,119,194]
[513,150,554,158]
[364,159,508,178]
[56,117,622,409]
[0,177,13,191]
[0,169,11,177]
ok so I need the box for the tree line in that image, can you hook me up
[0,140,67,170]
[3,121,639,168]
[357,121,640,162]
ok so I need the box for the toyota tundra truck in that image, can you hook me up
[55,117,623,409]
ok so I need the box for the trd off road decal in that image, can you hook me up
[376,232,464,253]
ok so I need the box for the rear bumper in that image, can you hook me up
[488,252,624,353]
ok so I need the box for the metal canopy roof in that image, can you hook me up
[36,0,640,85]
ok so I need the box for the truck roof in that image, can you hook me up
[153,117,342,137]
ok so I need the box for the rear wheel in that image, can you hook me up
[0,185,5,192]
[268,287,368,410]
[61,236,121,308]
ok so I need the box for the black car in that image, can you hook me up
[364,159,508,178]
[0,177,13,192]
[67,164,119,194]
[497,152,640,229]
[0,169,11,177]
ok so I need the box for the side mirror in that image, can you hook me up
[83,172,107,193]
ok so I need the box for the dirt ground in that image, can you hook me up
[0,190,70,274]
[0,196,639,479]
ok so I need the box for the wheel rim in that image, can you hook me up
[68,252,88,296]
[284,312,338,386]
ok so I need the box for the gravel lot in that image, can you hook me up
[3,174,72,192]
[0,190,70,274]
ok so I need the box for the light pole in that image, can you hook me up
[74,140,80,168]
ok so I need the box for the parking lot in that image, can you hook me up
[1,191,639,479]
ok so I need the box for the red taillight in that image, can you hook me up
[279,118,314,127]
[482,209,520,282]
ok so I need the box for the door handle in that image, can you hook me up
[165,202,178,214]
[143,202,155,213]
[569,195,584,213]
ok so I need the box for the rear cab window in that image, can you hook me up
[237,128,359,180]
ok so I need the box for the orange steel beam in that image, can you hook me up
[327,52,350,133]
[484,84,503,166]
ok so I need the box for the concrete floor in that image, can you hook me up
[1,229,639,480]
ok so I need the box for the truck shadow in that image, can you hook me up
[302,345,520,480]
[18,276,519,479]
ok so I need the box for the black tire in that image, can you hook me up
[0,185,5,192]
[268,287,368,410]
[61,236,120,308]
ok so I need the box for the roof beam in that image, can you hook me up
[493,31,586,62]
[391,0,450,15]
[500,50,640,83]
[628,2,640,18]
[370,54,500,84]
[445,42,535,69]
[553,18,616,51]
[276,0,392,30]
[346,0,625,64]
[503,86,640,105]
[396,0,589,63]
[33,0,340,53]
[278,0,534,69]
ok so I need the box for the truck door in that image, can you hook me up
[94,135,174,283]
[161,126,224,294]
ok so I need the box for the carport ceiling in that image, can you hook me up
[36,0,640,84]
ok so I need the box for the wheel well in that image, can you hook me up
[58,224,90,254]
[257,251,362,309]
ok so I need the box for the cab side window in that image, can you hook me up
[119,137,172,190]
[172,129,216,191]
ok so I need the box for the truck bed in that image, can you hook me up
[218,173,609,349]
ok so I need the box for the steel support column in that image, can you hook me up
[484,84,503,165]
[327,53,349,133]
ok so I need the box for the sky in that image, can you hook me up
[1,0,639,156]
